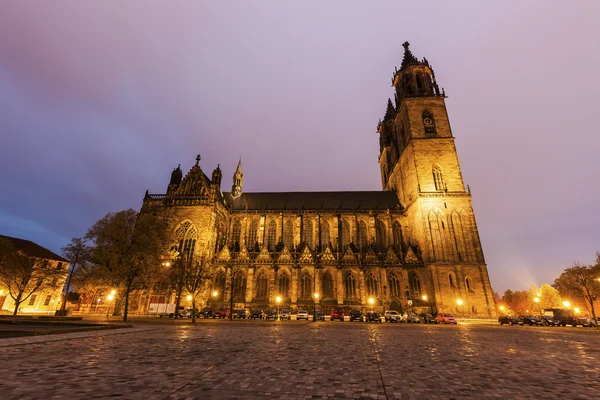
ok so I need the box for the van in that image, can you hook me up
[331,308,345,321]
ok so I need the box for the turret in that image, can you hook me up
[231,158,243,198]
[212,164,222,187]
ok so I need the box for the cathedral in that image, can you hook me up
[141,43,496,318]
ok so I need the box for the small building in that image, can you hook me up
[0,235,69,314]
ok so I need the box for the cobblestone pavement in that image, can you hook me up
[1,321,599,399]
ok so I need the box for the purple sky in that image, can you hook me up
[1,1,599,293]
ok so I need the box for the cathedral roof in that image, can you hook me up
[224,191,401,211]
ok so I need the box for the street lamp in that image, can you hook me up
[574,307,581,314]
[369,297,375,313]
[534,297,541,314]
[422,294,433,315]
[106,293,115,319]
[456,299,464,318]
[276,296,281,320]
[563,301,571,308]
[313,293,320,322]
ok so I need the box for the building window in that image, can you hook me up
[320,221,330,249]
[422,110,436,134]
[283,220,294,250]
[388,274,401,297]
[44,295,51,306]
[341,220,351,248]
[303,219,313,249]
[176,221,197,260]
[321,272,334,299]
[256,273,269,298]
[278,272,290,298]
[366,274,378,297]
[56,262,63,270]
[465,277,474,292]
[213,271,226,301]
[408,271,422,299]
[28,295,37,306]
[449,273,456,288]
[233,271,246,301]
[267,220,277,251]
[416,72,425,93]
[376,220,387,251]
[248,220,258,250]
[345,274,357,298]
[392,221,403,253]
[471,306,477,314]
[433,165,445,191]
[301,274,312,299]
[231,220,242,249]
[357,221,368,251]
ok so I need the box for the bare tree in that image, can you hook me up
[554,261,600,329]
[58,237,90,315]
[0,238,63,315]
[183,254,213,323]
[86,209,170,322]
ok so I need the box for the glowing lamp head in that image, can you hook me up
[276,296,281,303]
[563,301,571,308]
[186,295,192,301]
[574,307,580,314]
[534,297,540,303]
[422,295,427,301]
[212,291,218,297]
[314,293,319,299]
[456,299,463,306]
[368,298,375,305]
[107,294,114,301]
[499,305,505,311]
[111,290,116,295]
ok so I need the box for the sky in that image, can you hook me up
[1,1,599,293]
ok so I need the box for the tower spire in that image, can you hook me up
[401,41,419,69]
[231,157,243,198]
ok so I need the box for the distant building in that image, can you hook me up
[0,235,69,314]
[141,43,496,317]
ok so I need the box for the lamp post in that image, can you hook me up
[368,297,375,312]
[106,293,114,320]
[456,299,464,318]
[276,296,281,320]
[313,293,319,322]
[422,295,433,316]
[534,297,542,315]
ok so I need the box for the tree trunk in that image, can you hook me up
[589,301,598,330]
[229,272,235,320]
[123,287,130,322]
[61,271,73,312]
[12,293,22,316]
[191,298,196,324]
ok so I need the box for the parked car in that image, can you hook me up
[576,317,597,327]
[280,309,291,320]
[420,313,437,324]
[213,308,230,319]
[498,315,521,325]
[233,309,248,319]
[296,310,309,320]
[330,308,345,321]
[543,308,579,327]
[349,310,364,322]
[518,315,543,326]
[365,312,382,323]
[314,311,324,321]
[539,315,560,326]
[405,312,421,324]
[384,310,402,323]
[200,308,213,318]
[250,310,264,319]
[436,313,457,324]
[183,308,201,318]
[265,310,278,320]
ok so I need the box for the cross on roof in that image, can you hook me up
[196,154,201,165]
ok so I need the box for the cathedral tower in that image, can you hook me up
[231,158,243,198]
[379,42,495,316]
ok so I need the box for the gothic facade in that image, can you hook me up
[141,43,496,317]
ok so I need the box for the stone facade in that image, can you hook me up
[140,43,496,318]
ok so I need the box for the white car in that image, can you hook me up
[296,310,309,320]
[280,309,290,320]
[384,310,402,323]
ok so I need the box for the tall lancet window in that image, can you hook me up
[433,165,446,191]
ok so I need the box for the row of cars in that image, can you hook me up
[499,314,599,327]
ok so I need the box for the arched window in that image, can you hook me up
[433,165,445,191]
[465,277,473,292]
[320,220,330,249]
[248,220,258,250]
[471,305,477,314]
[300,273,312,299]
[416,72,425,93]
[408,271,422,299]
[357,220,368,251]
[388,274,401,297]
[341,220,351,248]
[345,273,357,298]
[231,220,241,249]
[449,272,456,288]
[376,219,387,251]
[392,221,403,253]
[404,74,412,96]
[233,270,247,301]
[423,110,436,134]
[366,274,378,297]
[267,220,277,251]
[213,271,226,301]
[283,220,294,249]
[175,221,197,261]
[256,273,269,298]
[303,219,313,249]
[321,272,334,299]
[278,272,290,298]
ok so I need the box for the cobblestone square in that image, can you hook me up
[1,321,598,399]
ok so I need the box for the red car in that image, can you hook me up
[436,313,457,324]
[330,308,345,321]
[213,308,230,319]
